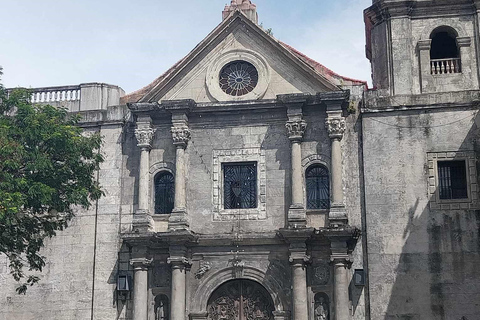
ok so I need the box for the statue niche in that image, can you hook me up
[207,279,274,320]
[314,293,329,320]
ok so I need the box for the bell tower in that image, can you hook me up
[364,0,480,95]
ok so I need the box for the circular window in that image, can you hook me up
[219,60,259,96]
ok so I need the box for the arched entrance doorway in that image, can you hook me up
[207,279,275,320]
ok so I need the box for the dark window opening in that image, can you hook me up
[438,161,468,200]
[224,162,257,209]
[430,31,459,60]
[154,172,175,214]
[306,164,330,209]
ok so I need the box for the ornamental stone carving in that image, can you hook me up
[312,262,331,285]
[171,126,191,147]
[325,117,346,139]
[285,119,307,142]
[195,261,211,279]
[135,127,155,149]
[130,258,153,271]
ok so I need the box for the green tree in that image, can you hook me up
[0,69,103,293]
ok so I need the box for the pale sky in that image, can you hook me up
[0,0,372,93]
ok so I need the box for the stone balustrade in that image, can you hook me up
[30,85,81,103]
[431,58,461,74]
[8,83,125,112]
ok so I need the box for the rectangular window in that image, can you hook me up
[438,160,468,199]
[223,162,257,209]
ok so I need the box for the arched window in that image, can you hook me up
[430,26,461,74]
[306,165,330,210]
[154,295,169,320]
[154,172,174,214]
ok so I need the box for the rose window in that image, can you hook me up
[219,60,259,96]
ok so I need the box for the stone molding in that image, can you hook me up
[325,116,346,140]
[171,126,191,148]
[212,148,267,221]
[285,119,307,142]
[149,161,175,175]
[427,151,479,210]
[130,258,153,271]
[132,210,154,233]
[302,154,331,171]
[135,127,155,149]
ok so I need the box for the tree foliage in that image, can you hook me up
[0,69,104,293]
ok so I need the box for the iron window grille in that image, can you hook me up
[438,160,468,200]
[223,162,257,209]
[306,165,330,209]
[154,172,175,214]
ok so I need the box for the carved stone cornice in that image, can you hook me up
[285,119,307,142]
[130,258,153,271]
[171,126,191,148]
[135,127,155,149]
[325,117,346,140]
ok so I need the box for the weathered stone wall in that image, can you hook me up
[0,106,128,320]
[362,106,480,319]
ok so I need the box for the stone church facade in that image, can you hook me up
[1,0,480,319]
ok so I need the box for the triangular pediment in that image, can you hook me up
[128,12,347,104]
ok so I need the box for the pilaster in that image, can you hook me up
[280,93,309,228]
[325,107,347,227]
[168,245,192,320]
[133,118,155,233]
[164,100,195,231]
[130,258,153,320]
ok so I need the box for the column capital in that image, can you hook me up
[325,116,346,140]
[130,258,153,271]
[286,119,307,142]
[135,127,155,149]
[171,125,191,148]
[167,256,192,269]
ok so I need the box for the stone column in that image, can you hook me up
[289,244,310,320]
[325,112,347,226]
[285,103,307,227]
[133,121,155,232]
[168,252,192,320]
[130,258,152,320]
[168,122,191,230]
[330,242,351,320]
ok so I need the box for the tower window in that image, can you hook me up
[438,161,467,200]
[430,26,461,74]
[154,172,175,214]
[306,164,330,210]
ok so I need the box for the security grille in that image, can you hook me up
[154,172,175,214]
[306,165,330,209]
[224,162,257,209]
[438,161,468,200]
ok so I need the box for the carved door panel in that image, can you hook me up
[207,280,274,320]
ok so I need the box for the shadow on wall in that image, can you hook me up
[383,112,480,320]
